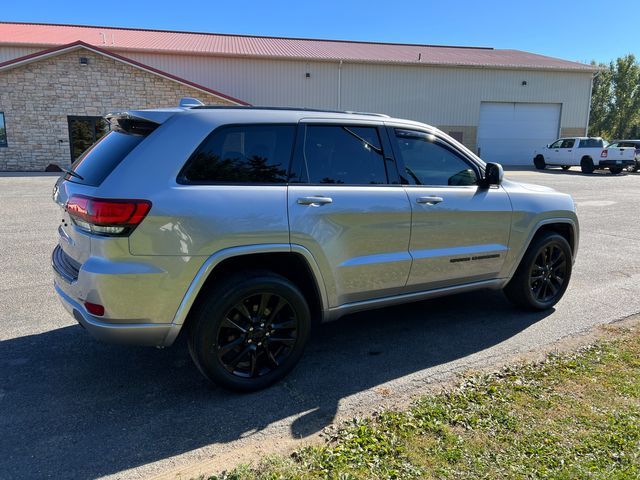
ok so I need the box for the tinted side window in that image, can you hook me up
[179,124,295,184]
[561,139,576,148]
[67,131,144,186]
[393,129,477,186]
[579,138,603,148]
[291,125,387,184]
[550,140,563,148]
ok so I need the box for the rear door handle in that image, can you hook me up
[297,196,333,206]
[416,196,444,205]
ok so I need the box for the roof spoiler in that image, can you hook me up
[105,108,181,135]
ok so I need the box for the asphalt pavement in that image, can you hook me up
[1,168,639,479]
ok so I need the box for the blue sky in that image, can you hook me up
[3,0,638,63]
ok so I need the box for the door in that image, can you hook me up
[67,116,110,162]
[546,138,564,163]
[288,122,412,306]
[477,102,561,165]
[389,127,512,290]
[556,138,577,165]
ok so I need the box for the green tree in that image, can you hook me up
[588,61,612,137]
[589,54,640,139]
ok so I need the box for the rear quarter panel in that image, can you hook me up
[95,111,290,256]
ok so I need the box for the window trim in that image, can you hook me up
[0,112,7,148]
[289,122,398,187]
[176,123,298,186]
[387,126,482,188]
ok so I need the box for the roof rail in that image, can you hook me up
[344,110,390,118]
[190,105,389,117]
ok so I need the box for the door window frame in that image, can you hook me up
[289,121,401,186]
[385,126,483,188]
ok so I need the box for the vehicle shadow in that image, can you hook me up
[0,290,551,479]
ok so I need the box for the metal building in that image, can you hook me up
[0,22,596,170]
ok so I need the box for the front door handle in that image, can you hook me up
[297,196,333,206]
[416,196,444,205]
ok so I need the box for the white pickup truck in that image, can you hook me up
[533,137,636,174]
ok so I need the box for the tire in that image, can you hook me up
[609,166,623,175]
[561,165,571,171]
[187,270,311,392]
[628,164,638,173]
[504,232,572,311]
[580,157,594,174]
[534,155,546,170]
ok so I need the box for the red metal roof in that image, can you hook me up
[0,22,595,71]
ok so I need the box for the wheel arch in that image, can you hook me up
[506,218,578,281]
[163,244,329,345]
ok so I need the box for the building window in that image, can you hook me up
[0,112,7,147]
[67,116,110,161]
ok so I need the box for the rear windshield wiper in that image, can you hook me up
[60,167,84,181]
[341,127,383,155]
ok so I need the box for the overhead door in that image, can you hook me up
[477,103,561,165]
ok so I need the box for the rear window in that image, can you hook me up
[178,124,295,184]
[67,131,145,186]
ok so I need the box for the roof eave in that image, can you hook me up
[0,41,598,73]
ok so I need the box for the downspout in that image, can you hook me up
[337,60,343,109]
[585,70,598,136]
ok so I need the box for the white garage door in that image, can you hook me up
[477,103,561,165]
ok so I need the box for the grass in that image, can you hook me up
[204,325,640,479]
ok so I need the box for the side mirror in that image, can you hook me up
[481,162,504,187]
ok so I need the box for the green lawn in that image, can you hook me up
[205,324,640,479]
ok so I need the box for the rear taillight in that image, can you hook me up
[66,195,151,236]
[601,150,608,158]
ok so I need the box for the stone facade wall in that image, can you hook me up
[0,49,236,170]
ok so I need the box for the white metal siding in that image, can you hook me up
[0,46,593,158]
[121,52,592,131]
[0,46,41,63]
[477,102,561,165]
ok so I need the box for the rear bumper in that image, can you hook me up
[598,159,634,167]
[54,281,181,346]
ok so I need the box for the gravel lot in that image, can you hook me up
[1,169,639,479]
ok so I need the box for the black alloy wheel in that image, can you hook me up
[216,293,298,379]
[504,232,572,310]
[188,271,311,392]
[528,243,568,304]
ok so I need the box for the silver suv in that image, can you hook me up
[52,103,579,391]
